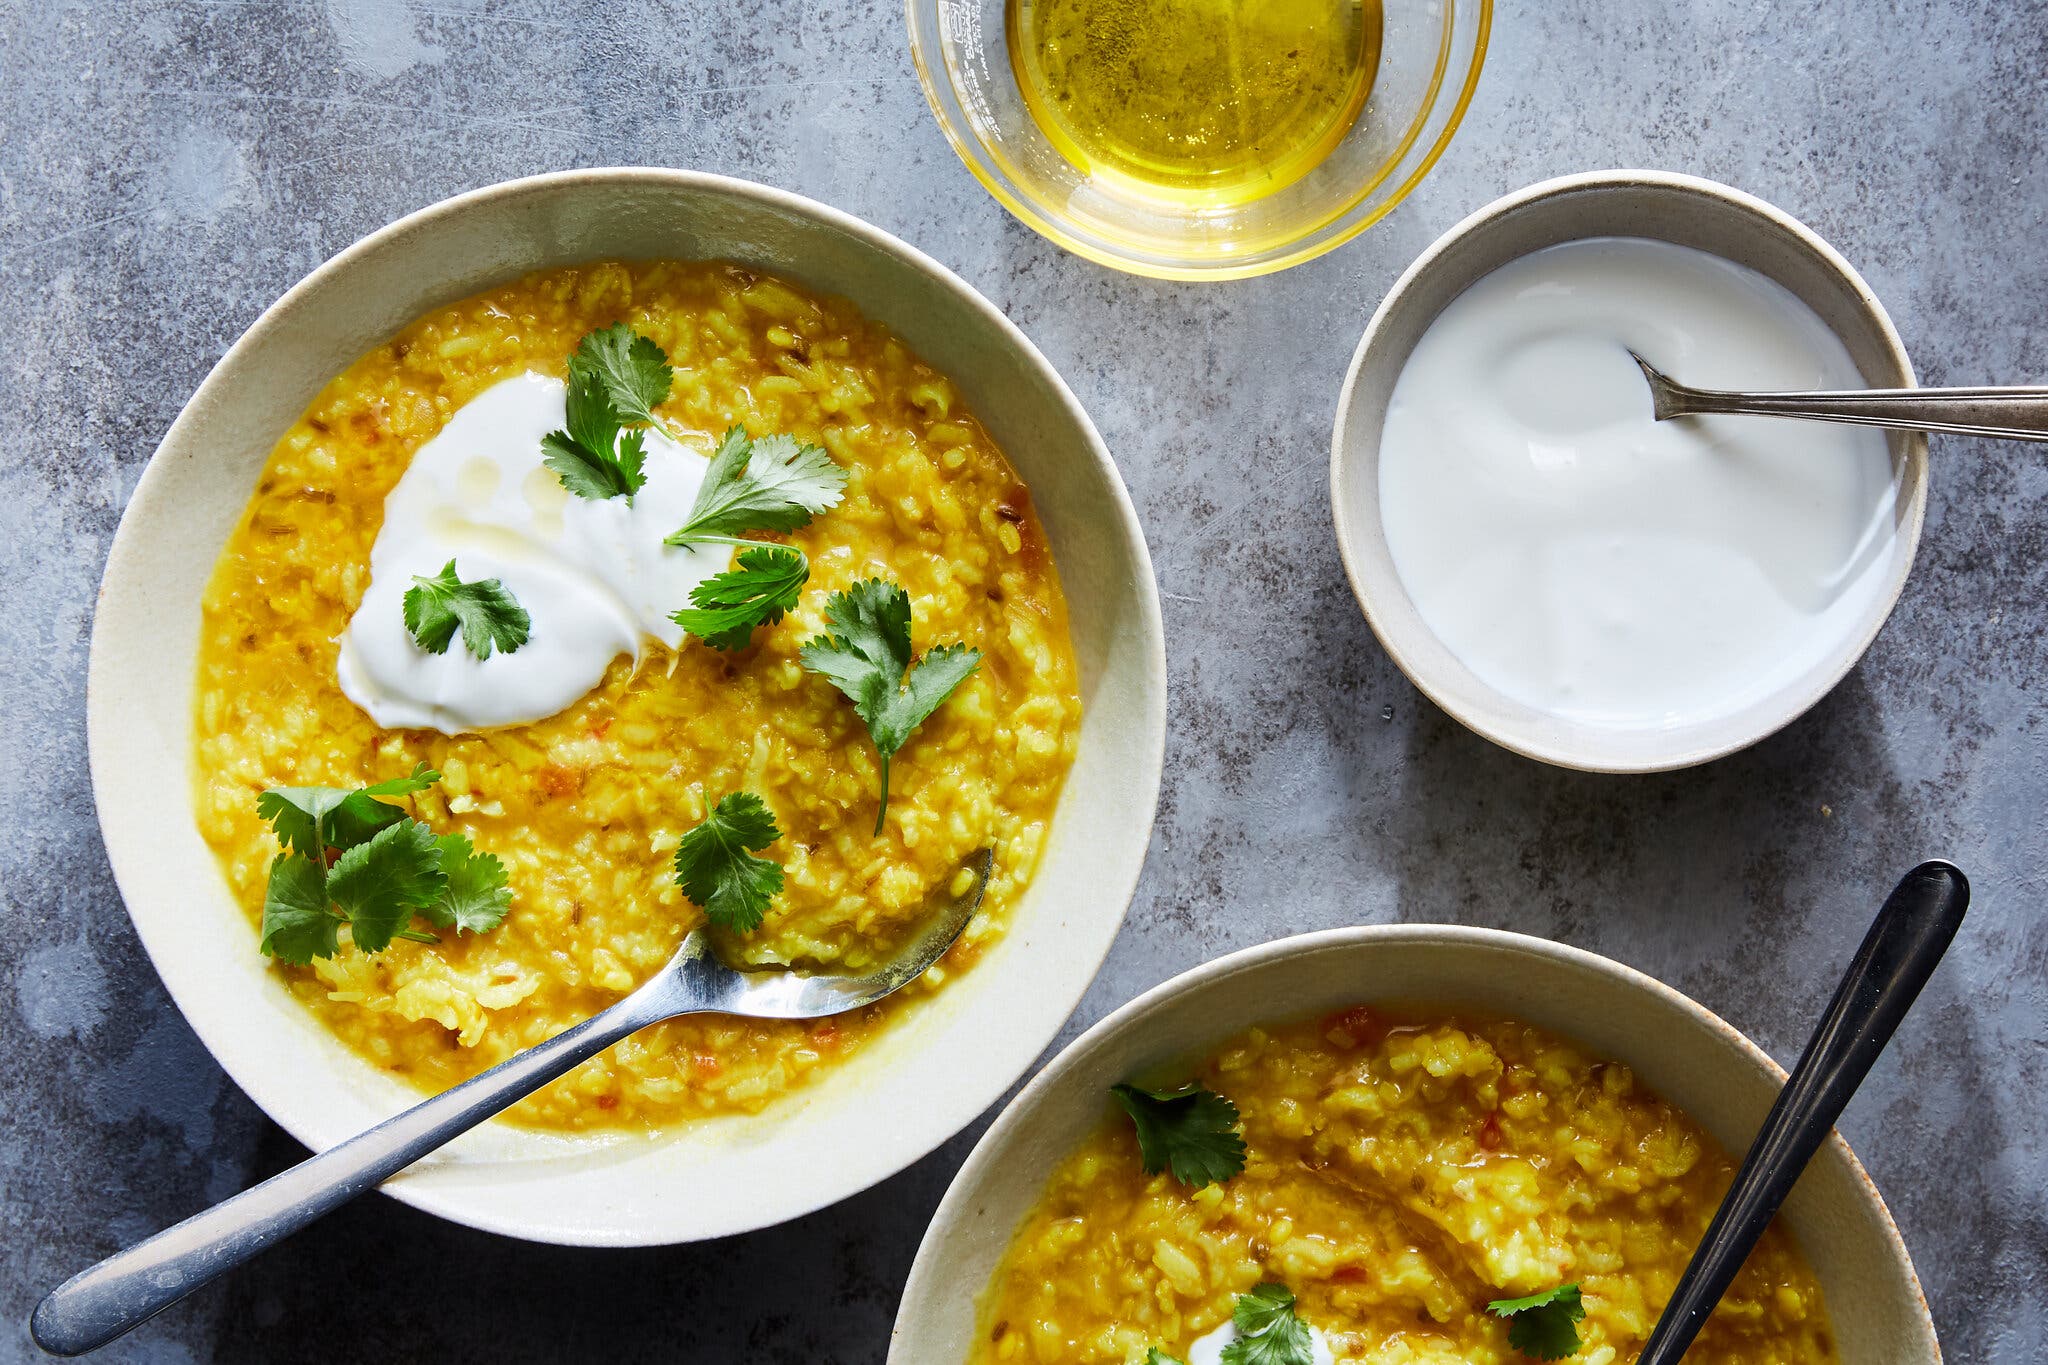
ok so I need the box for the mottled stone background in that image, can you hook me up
[2,0,2043,1361]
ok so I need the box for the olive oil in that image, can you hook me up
[1008,0,1381,205]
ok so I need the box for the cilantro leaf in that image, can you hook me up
[576,321,672,426]
[357,764,442,801]
[670,545,810,650]
[1222,1284,1314,1365]
[1489,1284,1585,1361]
[257,762,440,856]
[402,560,531,660]
[251,767,515,961]
[1145,1351,1188,1365]
[542,364,647,501]
[260,853,340,966]
[673,792,786,933]
[256,786,356,860]
[665,425,847,544]
[797,579,981,833]
[1109,1082,1247,1188]
[326,818,449,952]
[659,425,846,654]
[1232,1284,1301,1338]
[422,832,513,935]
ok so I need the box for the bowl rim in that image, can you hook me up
[903,0,1494,281]
[1328,168,1932,772]
[891,921,1938,1361]
[86,166,1169,1244]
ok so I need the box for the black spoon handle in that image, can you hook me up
[1636,860,1969,1365]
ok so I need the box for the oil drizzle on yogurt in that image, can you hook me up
[1378,237,1902,728]
[336,373,728,733]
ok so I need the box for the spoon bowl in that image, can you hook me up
[32,848,993,1358]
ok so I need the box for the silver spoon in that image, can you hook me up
[1630,352,2048,442]
[1636,860,1968,1365]
[31,848,993,1357]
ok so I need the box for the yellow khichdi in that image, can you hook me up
[976,1009,1837,1365]
[192,261,1079,1130]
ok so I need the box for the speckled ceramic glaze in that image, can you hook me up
[85,169,1167,1246]
[891,926,1939,1365]
[1331,171,1930,773]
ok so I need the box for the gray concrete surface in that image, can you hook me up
[2,1,2044,1361]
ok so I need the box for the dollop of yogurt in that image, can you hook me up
[1187,1317,1338,1365]
[1378,236,1901,728]
[337,373,728,733]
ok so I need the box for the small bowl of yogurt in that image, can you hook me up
[1330,170,1928,771]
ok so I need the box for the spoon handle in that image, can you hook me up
[30,974,691,1357]
[1635,861,1969,1365]
[1636,354,2048,442]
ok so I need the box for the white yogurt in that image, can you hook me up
[337,373,728,733]
[1379,237,1901,728]
[1186,1317,1337,1365]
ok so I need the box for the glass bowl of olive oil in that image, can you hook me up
[908,0,1490,279]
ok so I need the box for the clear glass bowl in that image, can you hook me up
[907,0,1491,280]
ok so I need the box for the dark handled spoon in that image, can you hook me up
[1631,352,2048,442]
[1636,860,1969,1365]
[30,849,993,1358]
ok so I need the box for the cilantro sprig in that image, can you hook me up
[541,323,669,502]
[537,327,848,650]
[673,792,786,933]
[797,579,980,833]
[665,426,847,544]
[256,763,439,860]
[578,321,672,427]
[670,544,810,652]
[403,560,531,660]
[1222,1284,1315,1365]
[665,426,849,650]
[1488,1284,1585,1360]
[1110,1081,1247,1188]
[255,764,512,963]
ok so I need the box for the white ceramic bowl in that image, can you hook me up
[892,925,1939,1365]
[87,169,1166,1246]
[1330,171,1929,772]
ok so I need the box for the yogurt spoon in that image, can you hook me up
[1633,352,2048,442]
